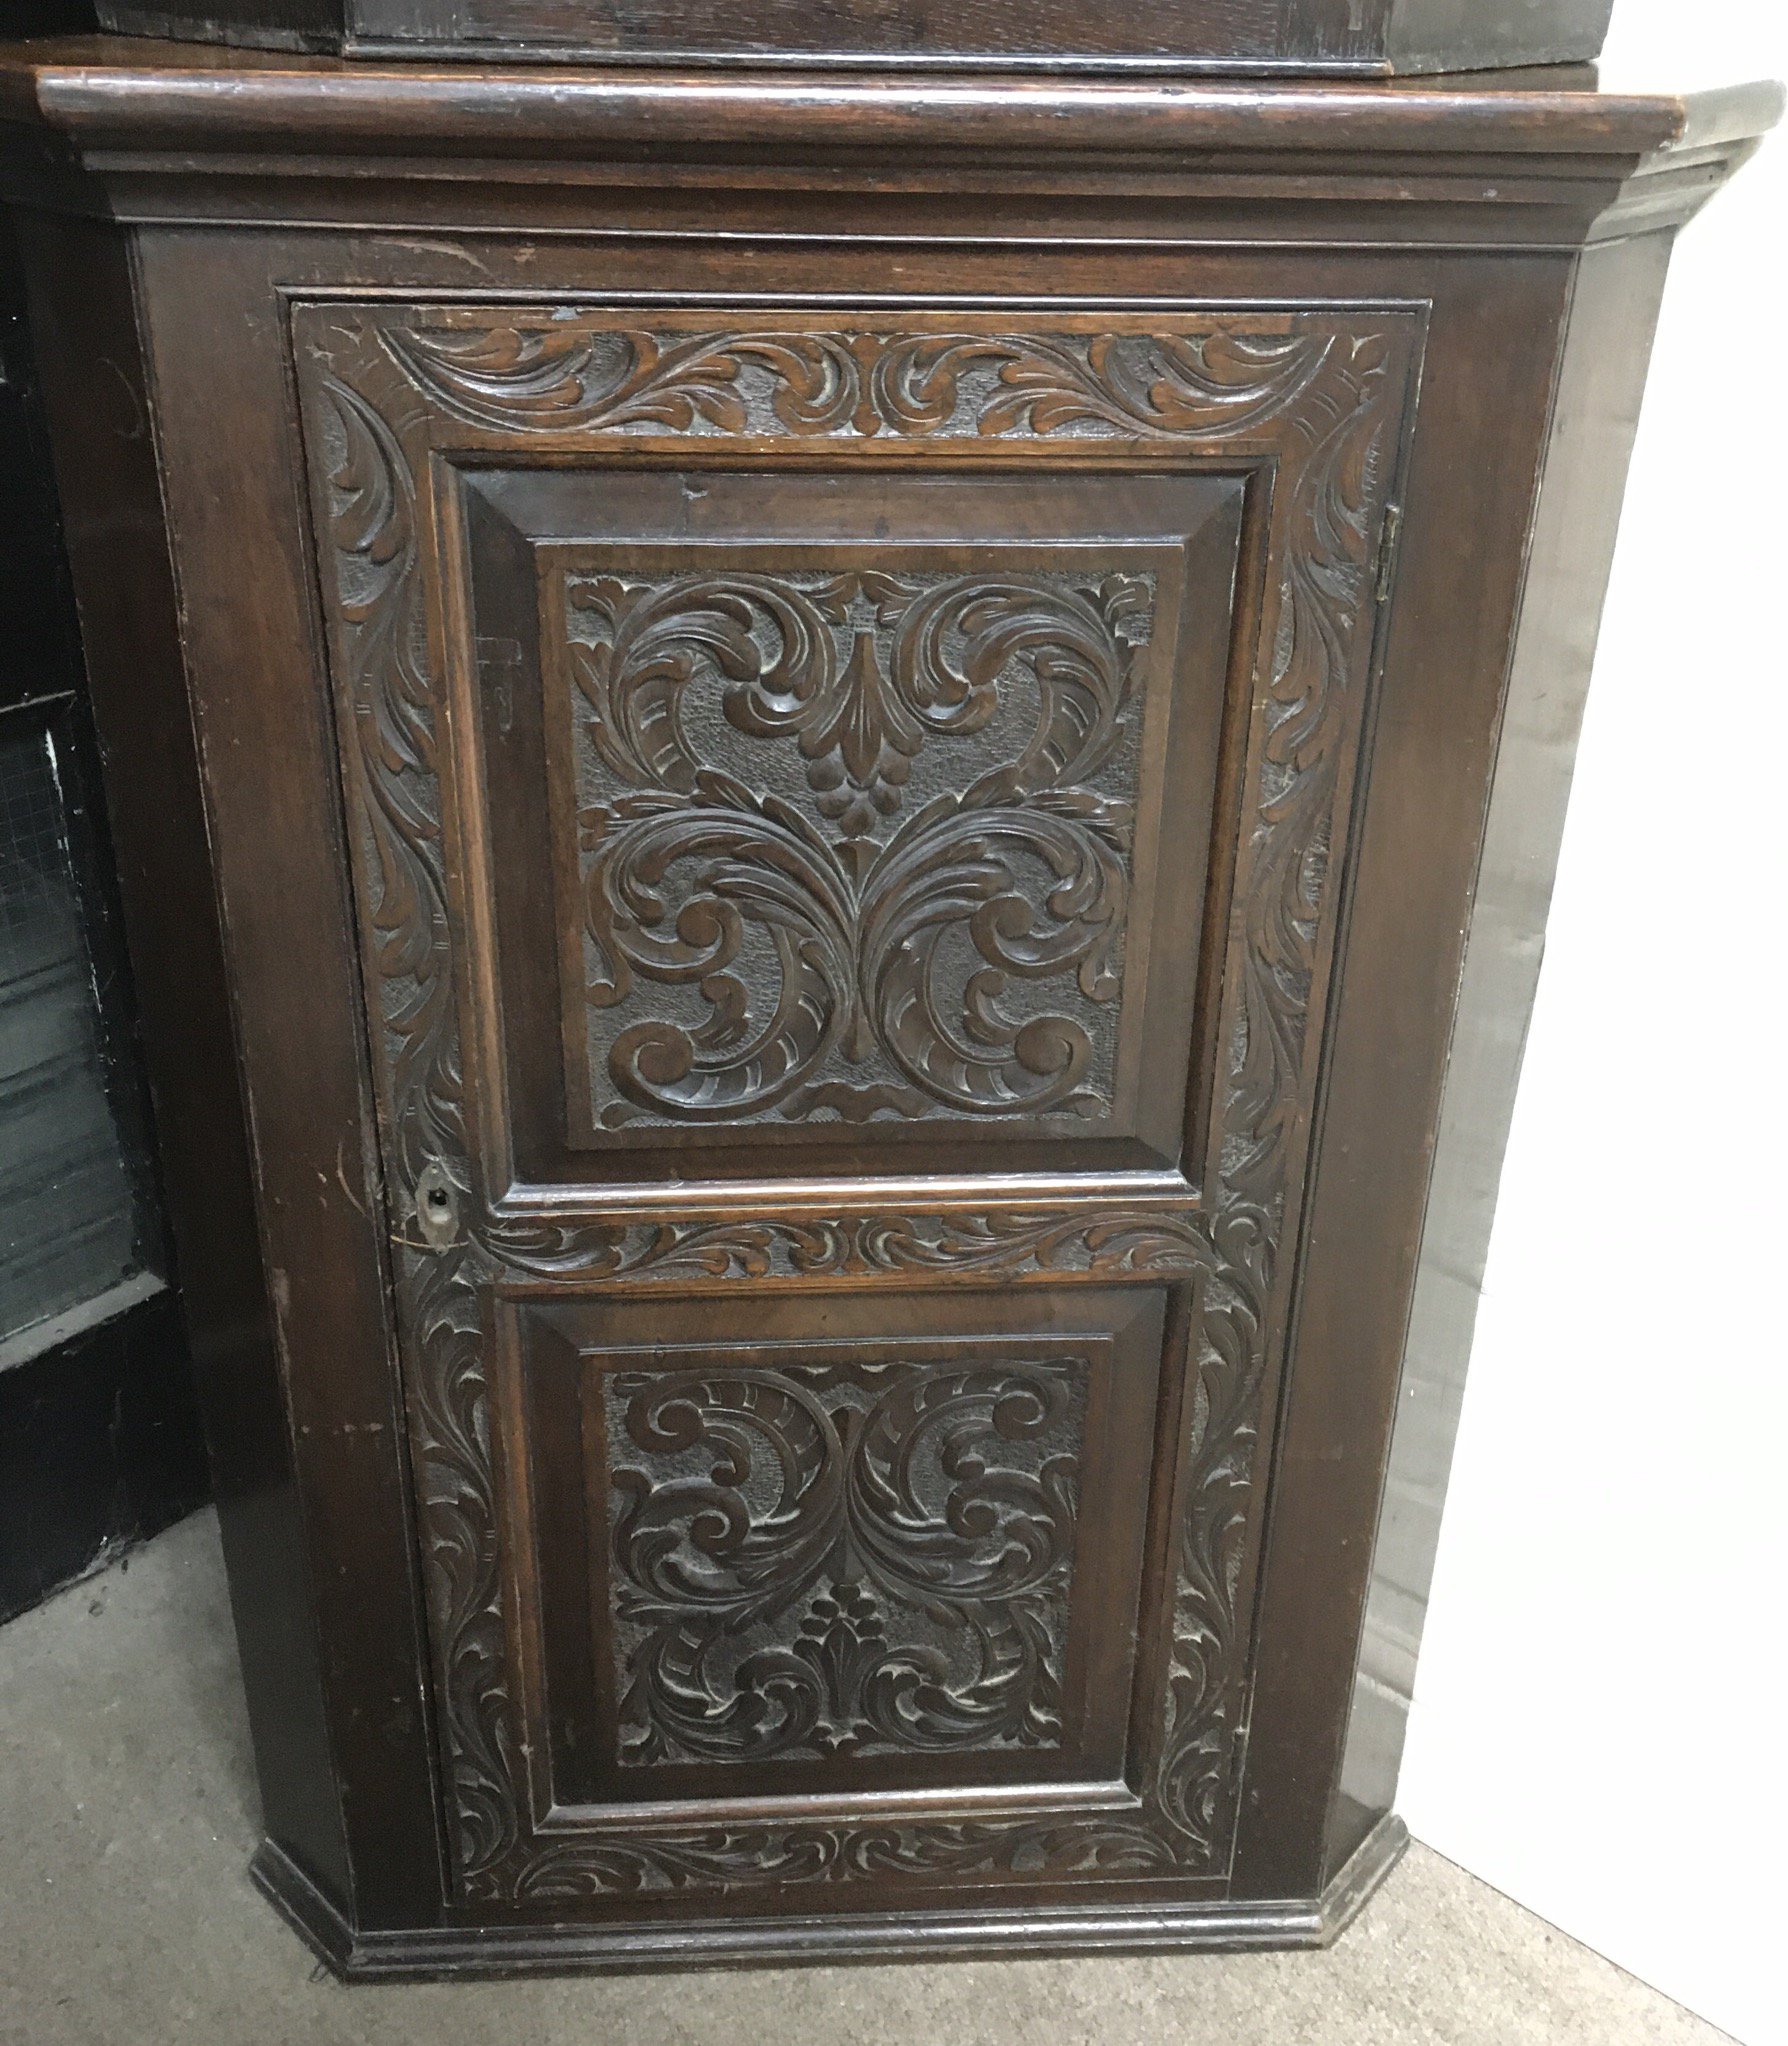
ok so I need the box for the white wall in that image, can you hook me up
[1397,7,1788,2043]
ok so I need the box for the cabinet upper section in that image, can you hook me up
[84,0,1615,76]
[292,303,1420,1203]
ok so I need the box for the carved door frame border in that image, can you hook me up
[293,299,1423,1910]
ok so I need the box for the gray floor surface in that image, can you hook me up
[0,1510,1722,2046]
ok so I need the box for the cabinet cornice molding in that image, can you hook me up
[1,44,1778,248]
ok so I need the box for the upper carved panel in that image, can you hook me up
[557,558,1155,1129]
[605,1357,1085,1768]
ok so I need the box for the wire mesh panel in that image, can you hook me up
[0,709,158,1360]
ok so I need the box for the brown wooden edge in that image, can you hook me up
[249,1814,1410,1978]
[7,39,1781,165]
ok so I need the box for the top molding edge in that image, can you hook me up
[0,38,1780,170]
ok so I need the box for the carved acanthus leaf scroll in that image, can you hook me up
[605,1358,1085,1767]
[562,564,1151,1126]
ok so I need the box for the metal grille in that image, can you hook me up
[0,712,151,1357]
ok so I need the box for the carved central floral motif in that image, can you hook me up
[604,1359,1085,1766]
[561,564,1156,1128]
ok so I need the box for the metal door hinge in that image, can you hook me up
[413,1159,461,1252]
[1374,502,1405,606]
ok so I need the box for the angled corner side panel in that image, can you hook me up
[119,226,453,1930]
[1230,252,1574,1905]
[1333,228,1679,1871]
[9,210,354,1908]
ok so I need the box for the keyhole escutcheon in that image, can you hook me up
[413,1160,461,1251]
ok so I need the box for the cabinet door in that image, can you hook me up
[296,303,1419,1918]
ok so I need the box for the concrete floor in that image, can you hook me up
[0,1512,1723,2046]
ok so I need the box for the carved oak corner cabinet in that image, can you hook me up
[0,40,1775,1980]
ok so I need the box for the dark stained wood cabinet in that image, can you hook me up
[0,37,1776,1977]
[89,0,1617,73]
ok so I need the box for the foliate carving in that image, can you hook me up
[510,1810,1178,1904]
[606,1359,1085,1766]
[318,373,520,1879]
[481,1205,1219,1284]
[380,321,1331,444]
[562,563,1151,1127]
[298,304,1417,1905]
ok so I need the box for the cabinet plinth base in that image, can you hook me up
[250,1817,1409,1981]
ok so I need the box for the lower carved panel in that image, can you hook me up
[515,1288,1165,1822]
[604,1357,1087,1768]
